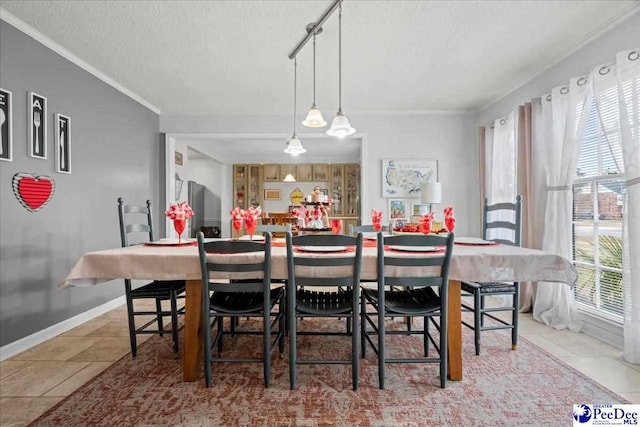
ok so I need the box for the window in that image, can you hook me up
[572,84,625,322]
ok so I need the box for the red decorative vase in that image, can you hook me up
[174,219,186,244]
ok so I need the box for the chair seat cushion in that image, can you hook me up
[362,287,441,315]
[296,289,353,315]
[130,280,186,298]
[210,287,284,314]
[461,281,517,294]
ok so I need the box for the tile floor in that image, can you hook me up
[1,303,639,426]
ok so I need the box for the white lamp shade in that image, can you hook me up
[421,182,442,204]
[326,113,356,139]
[284,137,307,156]
[283,173,296,182]
[302,108,327,128]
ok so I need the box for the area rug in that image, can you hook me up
[30,317,628,426]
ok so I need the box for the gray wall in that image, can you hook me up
[0,21,161,347]
[161,112,481,237]
[479,10,640,123]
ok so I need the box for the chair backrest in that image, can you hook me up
[117,197,154,247]
[263,213,296,226]
[285,232,363,288]
[348,224,388,236]
[482,195,522,246]
[197,231,272,295]
[378,232,454,290]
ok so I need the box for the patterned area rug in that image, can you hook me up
[30,317,627,426]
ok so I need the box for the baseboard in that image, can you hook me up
[0,296,126,361]
[578,310,624,350]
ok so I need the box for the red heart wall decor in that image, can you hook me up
[12,173,55,212]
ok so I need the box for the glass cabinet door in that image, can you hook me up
[345,164,360,216]
[248,165,262,208]
[330,164,344,216]
[233,165,247,208]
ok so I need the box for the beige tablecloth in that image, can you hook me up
[62,240,577,287]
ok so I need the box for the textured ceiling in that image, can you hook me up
[2,0,638,117]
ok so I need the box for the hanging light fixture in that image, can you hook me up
[283,172,296,182]
[284,57,307,156]
[326,4,355,139]
[302,31,327,128]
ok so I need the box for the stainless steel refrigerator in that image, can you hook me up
[187,181,206,238]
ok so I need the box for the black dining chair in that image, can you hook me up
[285,231,364,390]
[361,232,454,389]
[256,223,292,239]
[197,232,285,388]
[348,224,388,236]
[461,195,522,355]
[117,197,186,357]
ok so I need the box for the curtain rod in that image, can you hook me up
[287,0,343,59]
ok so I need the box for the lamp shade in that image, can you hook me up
[302,108,327,127]
[326,113,356,139]
[284,136,307,156]
[283,173,296,182]
[421,182,442,204]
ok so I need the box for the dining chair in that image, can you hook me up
[348,224,388,236]
[461,195,522,355]
[285,231,364,390]
[197,232,285,388]
[117,197,186,357]
[361,232,454,389]
[256,223,291,239]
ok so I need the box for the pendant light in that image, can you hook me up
[326,4,355,139]
[284,57,307,156]
[302,32,327,128]
[283,172,296,182]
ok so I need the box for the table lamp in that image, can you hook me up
[421,182,442,212]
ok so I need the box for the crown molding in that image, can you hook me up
[0,8,161,115]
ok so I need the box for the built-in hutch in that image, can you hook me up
[232,163,361,230]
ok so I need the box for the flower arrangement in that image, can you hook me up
[371,209,383,232]
[165,201,194,243]
[419,211,435,235]
[444,205,456,232]
[244,206,262,238]
[230,205,263,240]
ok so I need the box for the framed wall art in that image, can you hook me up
[28,91,47,159]
[0,88,12,162]
[388,198,407,220]
[264,189,281,201]
[55,113,71,174]
[382,158,437,198]
[411,202,429,216]
[174,151,183,166]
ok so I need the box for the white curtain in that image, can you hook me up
[533,82,584,331]
[614,49,640,364]
[486,112,517,243]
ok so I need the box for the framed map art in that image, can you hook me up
[382,158,437,198]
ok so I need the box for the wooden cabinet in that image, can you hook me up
[296,164,313,181]
[232,163,360,223]
[263,164,279,181]
[233,164,262,209]
[280,164,296,181]
[345,164,360,216]
[329,164,344,216]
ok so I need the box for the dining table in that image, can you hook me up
[62,235,577,383]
